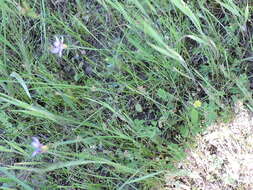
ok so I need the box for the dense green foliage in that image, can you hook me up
[0,0,252,189]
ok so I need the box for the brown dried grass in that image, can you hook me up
[165,101,253,190]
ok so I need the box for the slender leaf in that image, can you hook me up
[10,72,31,99]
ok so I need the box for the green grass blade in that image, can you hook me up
[216,0,241,17]
[0,167,33,190]
[119,171,164,190]
[170,0,203,34]
[37,159,135,173]
[10,72,31,100]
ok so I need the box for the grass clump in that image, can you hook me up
[0,0,252,189]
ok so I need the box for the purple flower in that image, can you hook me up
[50,36,67,57]
[31,137,48,157]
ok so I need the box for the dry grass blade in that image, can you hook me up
[165,101,253,189]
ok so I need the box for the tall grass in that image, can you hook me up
[0,0,252,189]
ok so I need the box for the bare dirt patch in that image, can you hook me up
[165,101,253,190]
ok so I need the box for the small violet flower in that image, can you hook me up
[31,137,48,157]
[50,36,67,57]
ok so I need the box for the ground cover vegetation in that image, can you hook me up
[0,0,252,189]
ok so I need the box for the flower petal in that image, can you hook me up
[32,149,41,157]
[50,47,59,54]
[31,137,41,148]
[53,36,60,47]
[58,49,63,57]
